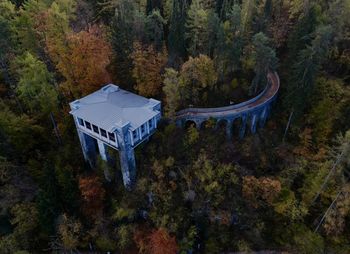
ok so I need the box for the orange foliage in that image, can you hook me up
[79,175,105,219]
[47,25,112,98]
[148,228,178,254]
[242,176,281,208]
[134,227,178,254]
[131,42,167,97]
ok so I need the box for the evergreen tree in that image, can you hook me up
[185,0,209,56]
[168,0,188,62]
[215,3,243,79]
[145,9,166,50]
[285,25,333,123]
[240,0,257,36]
[110,0,136,89]
[250,32,278,94]
[37,163,61,235]
[0,0,15,65]
[14,52,58,115]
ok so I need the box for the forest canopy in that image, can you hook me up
[0,0,350,253]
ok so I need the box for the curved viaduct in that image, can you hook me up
[175,72,280,139]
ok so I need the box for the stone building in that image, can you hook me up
[70,84,161,189]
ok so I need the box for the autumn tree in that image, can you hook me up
[131,42,167,97]
[323,184,350,236]
[52,25,111,98]
[242,175,281,208]
[79,175,105,219]
[190,151,239,208]
[179,54,217,105]
[42,0,76,59]
[135,227,178,254]
[162,68,180,117]
[58,213,82,251]
[9,203,39,251]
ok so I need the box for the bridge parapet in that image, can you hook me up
[175,72,280,139]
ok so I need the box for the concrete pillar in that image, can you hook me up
[77,130,97,167]
[250,114,258,134]
[97,139,108,161]
[195,120,202,130]
[239,115,247,139]
[226,119,233,140]
[175,119,182,128]
[97,139,113,182]
[116,124,136,190]
[259,106,268,128]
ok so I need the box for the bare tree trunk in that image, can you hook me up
[282,110,294,143]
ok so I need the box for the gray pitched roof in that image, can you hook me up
[69,85,160,132]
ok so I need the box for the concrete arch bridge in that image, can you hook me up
[175,72,280,139]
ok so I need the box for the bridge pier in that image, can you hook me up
[250,114,258,134]
[174,72,279,141]
[260,105,271,128]
[239,115,247,139]
[196,120,204,130]
[226,119,233,140]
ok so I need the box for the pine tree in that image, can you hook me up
[168,0,188,62]
[215,3,243,79]
[14,52,58,115]
[145,9,166,50]
[250,32,278,94]
[37,163,61,235]
[285,25,333,122]
[110,0,136,89]
[0,0,15,64]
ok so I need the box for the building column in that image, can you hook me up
[250,114,258,134]
[129,130,134,146]
[138,127,142,140]
[97,139,108,161]
[116,124,136,190]
[226,119,233,140]
[153,117,157,128]
[239,115,247,139]
[97,139,113,182]
[77,130,97,167]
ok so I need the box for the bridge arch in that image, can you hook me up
[175,72,280,140]
[184,120,198,129]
